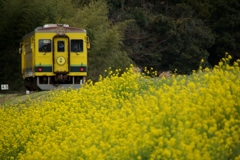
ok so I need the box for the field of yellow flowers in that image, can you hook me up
[0,57,240,160]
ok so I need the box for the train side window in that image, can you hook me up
[58,41,65,52]
[71,40,83,52]
[39,39,51,52]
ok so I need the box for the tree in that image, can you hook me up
[0,0,29,90]
[66,0,132,81]
[162,3,215,73]
[176,0,240,66]
[108,1,214,73]
[207,0,240,65]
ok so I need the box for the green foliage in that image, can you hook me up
[66,0,132,81]
[176,0,240,65]
[113,2,214,73]
[71,0,91,8]
[164,3,215,73]
[0,0,27,90]
[19,0,75,30]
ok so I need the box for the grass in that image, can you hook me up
[0,91,50,106]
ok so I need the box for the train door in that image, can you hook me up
[53,37,69,73]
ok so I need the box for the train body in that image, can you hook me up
[20,24,90,90]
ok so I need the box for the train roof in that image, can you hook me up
[35,24,86,33]
[23,24,86,38]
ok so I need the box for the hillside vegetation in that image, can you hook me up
[0,57,240,160]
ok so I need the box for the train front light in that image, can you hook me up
[80,67,84,72]
[38,67,43,72]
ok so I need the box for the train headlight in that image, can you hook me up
[80,67,84,72]
[38,67,43,72]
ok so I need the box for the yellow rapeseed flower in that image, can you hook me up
[0,61,240,160]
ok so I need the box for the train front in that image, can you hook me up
[21,24,90,91]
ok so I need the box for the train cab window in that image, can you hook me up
[39,39,51,52]
[71,40,83,52]
[58,41,65,52]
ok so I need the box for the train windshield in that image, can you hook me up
[71,40,83,52]
[39,39,51,52]
[57,41,65,52]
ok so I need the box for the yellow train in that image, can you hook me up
[19,24,90,90]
